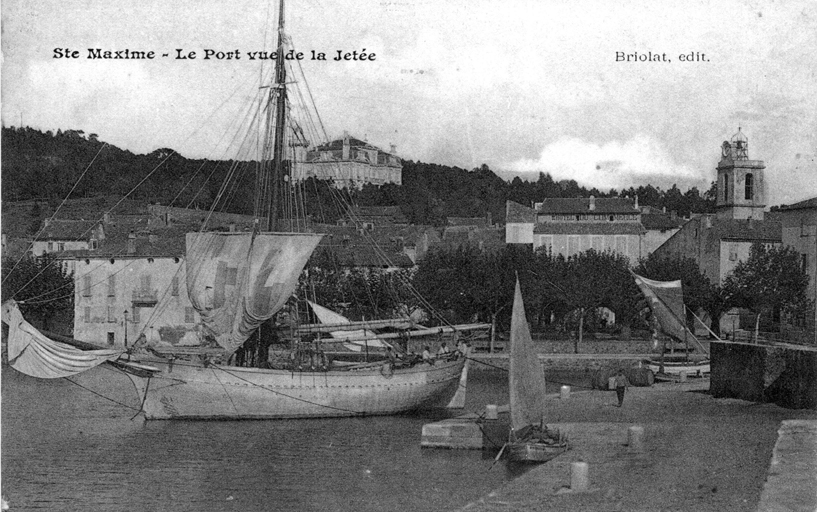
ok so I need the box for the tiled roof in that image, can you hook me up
[41,220,100,240]
[506,201,536,223]
[447,217,490,227]
[59,224,188,259]
[779,197,817,211]
[533,222,645,235]
[641,213,687,231]
[537,198,638,214]
[711,218,781,241]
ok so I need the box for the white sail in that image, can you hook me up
[508,279,548,432]
[186,232,321,353]
[307,301,390,351]
[1,301,121,379]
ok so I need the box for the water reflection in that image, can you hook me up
[3,368,531,512]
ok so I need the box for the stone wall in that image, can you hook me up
[710,341,817,409]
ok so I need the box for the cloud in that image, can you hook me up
[504,134,703,190]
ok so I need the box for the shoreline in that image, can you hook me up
[456,382,817,512]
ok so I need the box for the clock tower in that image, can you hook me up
[716,128,766,220]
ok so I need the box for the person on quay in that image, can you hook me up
[614,369,630,407]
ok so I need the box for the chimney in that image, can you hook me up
[342,132,350,160]
[634,195,639,210]
[589,195,596,211]
[390,144,397,154]
[229,222,236,232]
[127,230,136,254]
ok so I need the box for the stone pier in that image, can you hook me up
[710,341,817,409]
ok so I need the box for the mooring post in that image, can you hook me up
[570,462,590,491]
[560,385,570,400]
[628,425,645,453]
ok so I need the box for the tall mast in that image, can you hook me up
[267,0,288,231]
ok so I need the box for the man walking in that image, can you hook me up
[614,370,629,407]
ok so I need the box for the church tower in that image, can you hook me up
[716,128,766,220]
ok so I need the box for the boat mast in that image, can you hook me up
[267,0,288,232]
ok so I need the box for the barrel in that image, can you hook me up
[624,367,655,387]
[591,369,617,390]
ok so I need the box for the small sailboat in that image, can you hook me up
[631,273,711,379]
[502,277,569,463]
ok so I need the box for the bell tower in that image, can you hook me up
[716,128,766,220]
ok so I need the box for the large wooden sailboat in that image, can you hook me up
[1,0,487,420]
[503,278,569,462]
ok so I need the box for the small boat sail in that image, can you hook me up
[631,273,711,378]
[503,278,569,463]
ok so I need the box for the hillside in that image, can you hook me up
[1,126,716,225]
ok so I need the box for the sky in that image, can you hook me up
[2,0,816,206]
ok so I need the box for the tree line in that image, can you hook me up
[2,126,716,225]
[3,242,810,343]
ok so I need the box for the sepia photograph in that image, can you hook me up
[2,0,816,510]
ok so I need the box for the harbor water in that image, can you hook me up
[1,364,590,511]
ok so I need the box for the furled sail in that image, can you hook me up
[508,278,548,432]
[1,300,122,378]
[307,301,390,351]
[186,232,321,353]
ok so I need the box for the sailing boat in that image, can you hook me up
[0,0,487,420]
[631,273,711,378]
[502,278,569,463]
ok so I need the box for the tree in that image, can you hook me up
[1,254,74,332]
[723,243,810,338]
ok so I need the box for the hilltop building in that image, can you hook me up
[292,132,402,189]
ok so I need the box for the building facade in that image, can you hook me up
[506,197,646,262]
[293,132,402,188]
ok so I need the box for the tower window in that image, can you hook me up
[723,175,729,202]
[745,173,754,200]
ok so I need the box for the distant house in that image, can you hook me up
[506,196,645,262]
[31,219,105,256]
[293,132,402,189]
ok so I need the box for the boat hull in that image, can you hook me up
[123,357,465,420]
[507,442,569,463]
[645,359,710,377]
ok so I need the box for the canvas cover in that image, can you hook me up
[186,232,321,353]
[1,300,121,379]
[307,301,389,351]
[508,278,548,431]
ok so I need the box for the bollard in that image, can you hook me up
[485,404,498,420]
[570,462,590,492]
[679,371,687,383]
[627,425,644,453]
[560,385,570,400]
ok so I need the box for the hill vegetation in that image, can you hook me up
[2,126,716,225]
